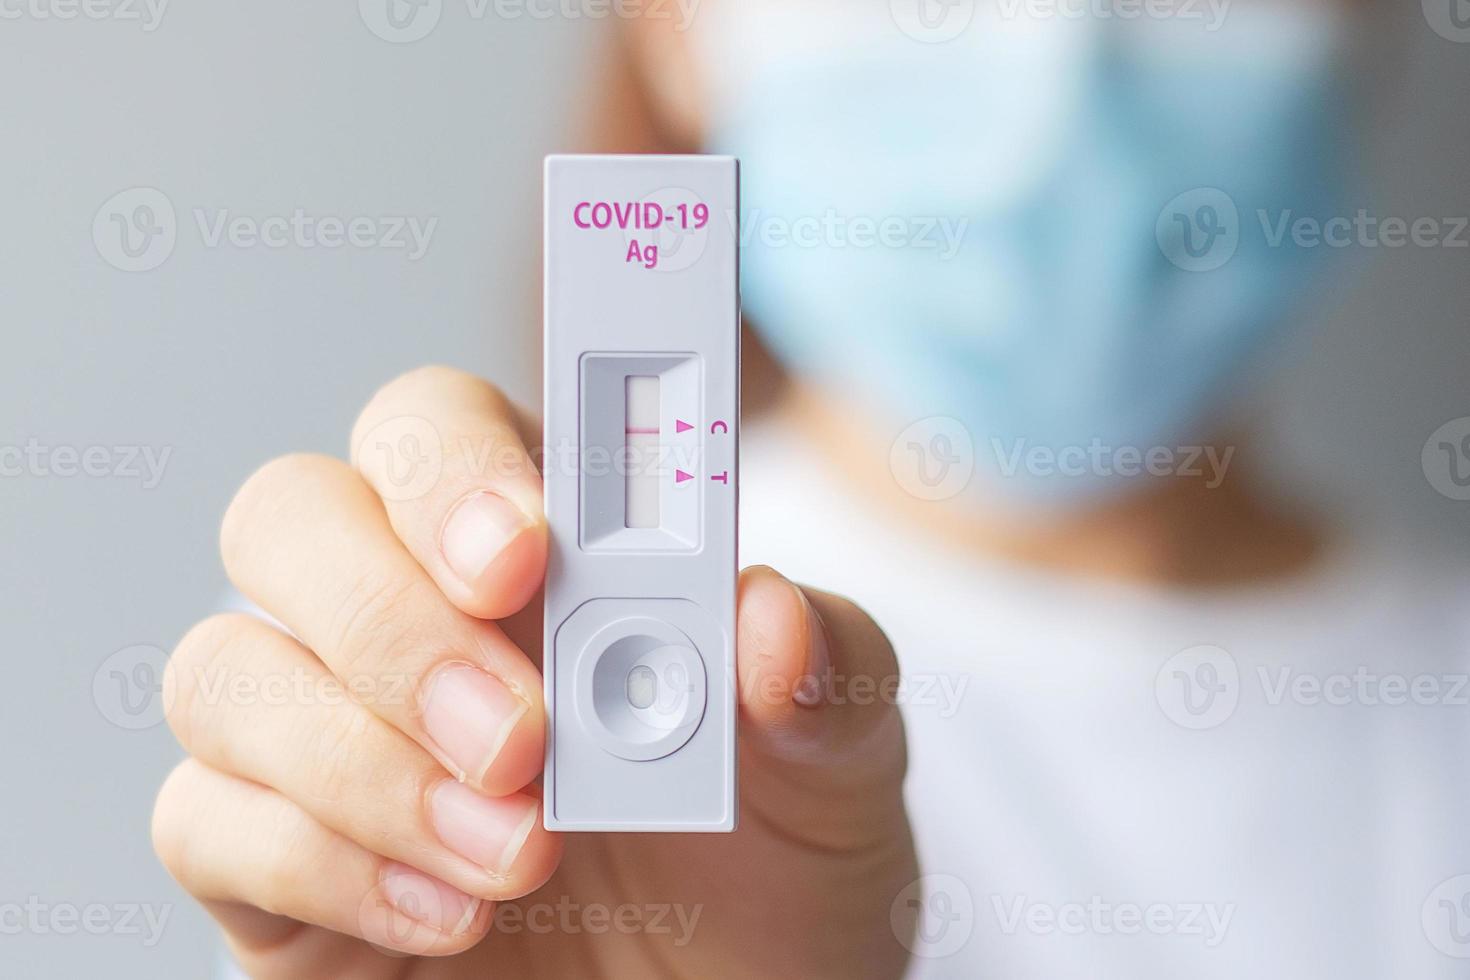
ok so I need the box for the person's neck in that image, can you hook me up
[787,385,1325,590]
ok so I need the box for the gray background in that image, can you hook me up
[1,4,1467,977]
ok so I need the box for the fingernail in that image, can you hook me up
[793,587,831,708]
[422,664,530,783]
[431,781,539,875]
[380,862,481,936]
[441,491,534,587]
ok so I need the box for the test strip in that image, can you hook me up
[624,375,660,529]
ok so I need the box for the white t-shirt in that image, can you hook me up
[740,425,1470,979]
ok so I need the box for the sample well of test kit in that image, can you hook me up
[542,155,738,832]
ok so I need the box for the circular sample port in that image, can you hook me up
[575,618,707,762]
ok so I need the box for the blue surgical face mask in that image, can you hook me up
[693,3,1354,509]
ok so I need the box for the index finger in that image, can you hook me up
[351,366,546,621]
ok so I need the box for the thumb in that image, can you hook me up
[735,565,909,849]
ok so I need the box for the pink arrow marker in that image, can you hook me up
[675,419,693,433]
[675,469,693,484]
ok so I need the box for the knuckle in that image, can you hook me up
[255,808,325,919]
[324,568,440,682]
[293,703,377,810]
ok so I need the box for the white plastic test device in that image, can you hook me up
[542,155,738,832]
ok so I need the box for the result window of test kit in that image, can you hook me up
[542,155,738,832]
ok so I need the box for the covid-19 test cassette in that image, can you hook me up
[542,155,738,832]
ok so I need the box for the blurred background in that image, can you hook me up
[0,2,1467,976]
